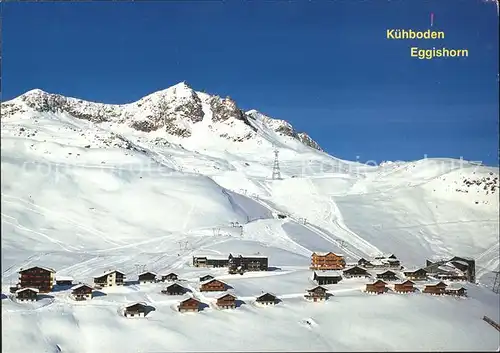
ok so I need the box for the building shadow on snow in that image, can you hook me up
[93,290,107,298]
[1,293,7,300]
[38,294,54,300]
[144,305,156,316]
[235,299,246,308]
[52,284,72,293]
[268,267,281,272]
[199,302,210,311]
[124,280,139,286]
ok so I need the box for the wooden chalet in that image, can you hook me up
[200,279,226,292]
[358,258,374,268]
[435,272,467,282]
[403,268,428,281]
[365,280,387,294]
[124,302,151,318]
[193,256,229,268]
[256,292,279,306]
[138,271,157,284]
[343,265,370,278]
[305,286,328,302]
[199,274,214,282]
[71,284,93,301]
[313,271,342,285]
[310,252,346,270]
[15,287,39,302]
[160,273,178,282]
[18,266,56,293]
[423,281,447,295]
[445,286,467,297]
[55,276,74,286]
[161,283,186,296]
[179,297,202,312]
[93,270,125,288]
[217,293,237,309]
[394,280,415,293]
[228,254,268,274]
[376,270,399,281]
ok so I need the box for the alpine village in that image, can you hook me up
[6,250,476,318]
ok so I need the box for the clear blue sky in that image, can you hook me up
[2,1,499,165]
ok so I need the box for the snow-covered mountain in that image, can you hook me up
[1,83,499,352]
[1,82,322,151]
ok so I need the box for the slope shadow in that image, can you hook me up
[268,267,282,272]
[93,290,107,298]
[124,280,139,286]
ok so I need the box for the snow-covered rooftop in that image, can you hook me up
[16,287,39,294]
[94,270,125,278]
[71,283,93,290]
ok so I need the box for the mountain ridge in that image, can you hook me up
[1,82,323,151]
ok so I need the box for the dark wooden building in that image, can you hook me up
[179,297,201,312]
[93,270,125,288]
[160,273,178,282]
[71,284,93,301]
[448,256,475,283]
[343,266,370,278]
[305,286,328,302]
[18,266,56,293]
[376,270,399,281]
[217,293,237,309]
[394,280,415,293]
[403,268,428,281]
[445,286,467,297]
[138,271,157,284]
[423,282,447,295]
[161,283,186,295]
[228,254,268,274]
[358,258,374,268]
[365,280,387,294]
[200,279,226,292]
[124,302,150,318]
[313,271,342,285]
[256,292,279,306]
[193,256,229,268]
[199,274,214,282]
[15,287,38,302]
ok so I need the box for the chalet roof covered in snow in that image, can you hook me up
[230,253,268,258]
[312,251,343,257]
[56,275,74,281]
[94,270,125,278]
[125,302,148,309]
[19,266,56,273]
[138,271,157,276]
[16,287,39,294]
[71,283,93,291]
[200,278,226,286]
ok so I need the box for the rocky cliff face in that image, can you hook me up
[1,82,322,151]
